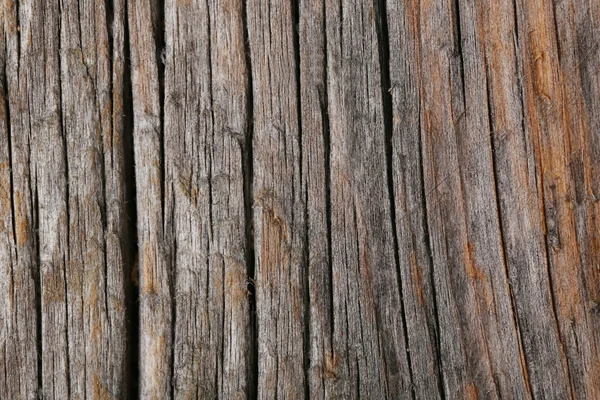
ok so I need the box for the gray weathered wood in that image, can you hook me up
[1,1,38,397]
[1,0,599,398]
[414,0,530,397]
[246,0,306,397]
[325,0,412,398]
[298,0,334,397]
[1,0,130,398]
[163,0,251,397]
[128,0,173,398]
[386,0,443,397]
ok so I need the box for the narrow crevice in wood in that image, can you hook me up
[373,0,415,396]
[2,62,16,261]
[241,1,257,397]
[57,5,73,392]
[550,3,562,67]
[320,0,334,356]
[451,0,466,105]
[102,0,115,348]
[302,186,311,400]
[34,175,42,397]
[1,68,17,391]
[122,4,140,396]
[416,78,447,399]
[203,2,222,395]
[511,0,525,149]
[154,0,166,223]
[292,1,311,398]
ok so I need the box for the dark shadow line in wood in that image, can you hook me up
[321,0,335,369]
[291,1,312,399]
[57,3,73,394]
[373,0,416,397]
[122,0,140,395]
[241,0,258,397]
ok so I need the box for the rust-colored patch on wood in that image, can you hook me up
[324,352,340,380]
[465,382,479,399]
[155,334,166,358]
[410,251,425,306]
[14,190,29,246]
[42,270,67,305]
[465,242,486,283]
[93,373,111,400]
[177,174,199,205]
[225,259,249,306]
[465,242,494,309]
[88,279,99,306]
[7,272,13,311]
[102,101,113,151]
[259,206,289,287]
[141,243,157,295]
[0,161,10,223]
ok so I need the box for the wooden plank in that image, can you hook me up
[324,0,412,397]
[517,0,600,397]
[163,0,251,397]
[0,1,38,397]
[417,0,530,397]
[60,0,128,397]
[246,0,306,397]
[1,0,130,398]
[298,0,334,398]
[554,5,600,398]
[481,0,573,397]
[385,0,443,397]
[25,1,71,397]
[128,0,173,398]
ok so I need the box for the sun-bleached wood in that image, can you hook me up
[1,0,599,399]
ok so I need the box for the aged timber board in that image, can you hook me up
[1,0,599,399]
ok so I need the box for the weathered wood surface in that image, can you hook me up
[1,0,599,399]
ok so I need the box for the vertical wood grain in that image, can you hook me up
[164,0,251,397]
[0,0,599,398]
[1,0,130,398]
[0,1,38,397]
[325,0,412,397]
[246,0,306,397]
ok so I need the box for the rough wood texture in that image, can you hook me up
[163,0,250,397]
[246,0,306,397]
[1,0,599,399]
[1,0,129,398]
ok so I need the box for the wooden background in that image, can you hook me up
[1,0,599,398]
